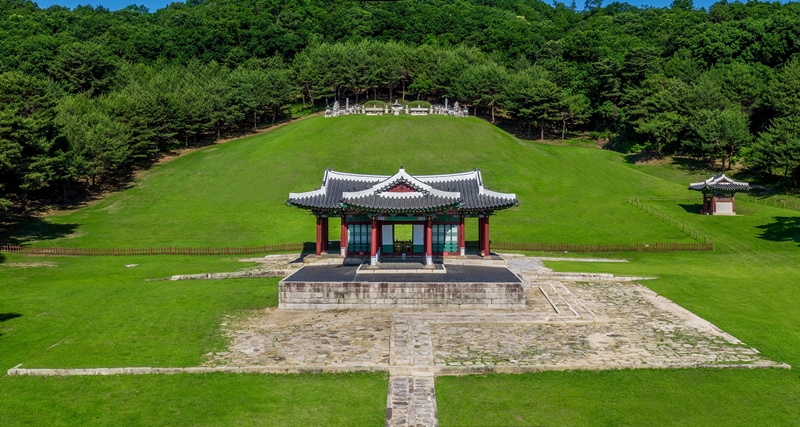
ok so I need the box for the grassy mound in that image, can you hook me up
[407,100,431,108]
[23,115,694,248]
[362,100,386,108]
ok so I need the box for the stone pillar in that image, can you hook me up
[425,217,433,266]
[483,215,491,257]
[340,217,348,256]
[458,215,465,256]
[370,218,378,266]
[315,215,322,256]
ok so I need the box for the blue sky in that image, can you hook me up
[30,0,788,13]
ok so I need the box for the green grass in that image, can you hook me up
[10,115,694,248]
[3,115,800,425]
[0,254,388,426]
[1,373,387,426]
[0,254,278,370]
[437,369,800,426]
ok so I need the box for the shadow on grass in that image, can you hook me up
[0,313,21,322]
[755,217,800,246]
[0,216,79,245]
[622,154,715,172]
[0,312,21,337]
[679,203,703,214]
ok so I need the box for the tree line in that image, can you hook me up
[2,0,800,212]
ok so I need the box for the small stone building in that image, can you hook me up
[689,174,750,215]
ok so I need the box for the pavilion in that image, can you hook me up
[287,168,518,265]
[689,174,750,215]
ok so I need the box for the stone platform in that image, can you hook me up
[279,264,525,309]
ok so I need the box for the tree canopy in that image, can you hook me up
[3,0,800,210]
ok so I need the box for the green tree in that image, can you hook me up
[49,42,117,96]
[55,95,133,186]
[503,68,562,139]
[691,107,752,170]
[748,116,800,189]
[558,92,591,142]
[0,72,60,211]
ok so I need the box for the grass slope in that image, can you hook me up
[18,115,694,248]
[3,116,800,426]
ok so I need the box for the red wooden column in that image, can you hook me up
[458,215,465,256]
[321,216,329,253]
[315,215,322,256]
[370,218,378,265]
[483,215,491,257]
[340,217,348,256]
[425,217,433,266]
[477,217,484,255]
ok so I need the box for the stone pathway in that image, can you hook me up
[386,373,438,427]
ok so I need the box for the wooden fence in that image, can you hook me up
[627,197,714,245]
[1,239,712,256]
[490,242,713,252]
[0,243,305,256]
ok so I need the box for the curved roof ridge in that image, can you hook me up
[416,170,480,183]
[481,187,517,200]
[325,169,389,183]
[689,173,750,192]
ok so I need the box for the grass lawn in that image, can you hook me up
[0,254,279,370]
[0,254,387,426]
[437,369,800,426]
[1,373,387,426]
[6,115,694,248]
[3,115,800,425]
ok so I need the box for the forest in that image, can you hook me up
[2,0,800,212]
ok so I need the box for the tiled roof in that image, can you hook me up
[689,174,750,192]
[287,168,518,214]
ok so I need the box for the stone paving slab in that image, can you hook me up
[207,309,392,367]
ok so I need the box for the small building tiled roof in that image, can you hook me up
[689,174,750,193]
[287,168,518,214]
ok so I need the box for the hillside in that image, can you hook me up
[18,115,697,248]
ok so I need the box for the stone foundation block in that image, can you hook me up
[279,280,525,309]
